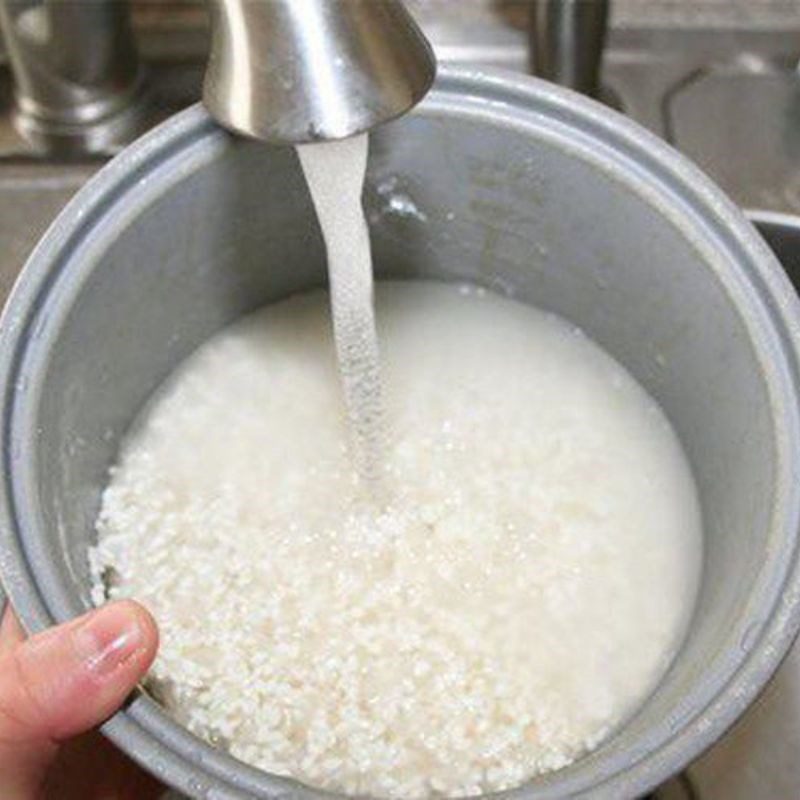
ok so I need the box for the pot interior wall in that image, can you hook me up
[28,110,777,787]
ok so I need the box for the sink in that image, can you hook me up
[3,2,800,799]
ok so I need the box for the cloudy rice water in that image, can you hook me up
[90,279,702,799]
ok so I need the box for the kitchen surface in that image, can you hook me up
[3,2,800,798]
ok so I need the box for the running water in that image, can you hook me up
[297,135,385,498]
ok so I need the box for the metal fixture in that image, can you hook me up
[202,0,436,144]
[530,0,610,98]
[0,0,149,156]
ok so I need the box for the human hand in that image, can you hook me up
[0,599,163,799]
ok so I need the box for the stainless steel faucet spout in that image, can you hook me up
[202,0,437,145]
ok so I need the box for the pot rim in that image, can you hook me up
[2,65,800,799]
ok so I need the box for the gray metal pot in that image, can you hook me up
[2,66,800,800]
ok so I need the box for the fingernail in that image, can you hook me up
[71,603,144,678]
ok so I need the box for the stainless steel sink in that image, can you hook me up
[3,2,800,799]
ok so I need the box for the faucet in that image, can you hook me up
[0,0,436,156]
[204,0,436,144]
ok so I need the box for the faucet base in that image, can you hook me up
[11,75,154,159]
[0,55,204,160]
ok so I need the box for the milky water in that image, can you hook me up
[91,282,703,797]
[297,135,385,496]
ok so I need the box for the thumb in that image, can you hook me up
[0,600,158,799]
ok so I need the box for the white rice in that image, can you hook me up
[90,281,702,799]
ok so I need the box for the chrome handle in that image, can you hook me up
[530,0,610,99]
